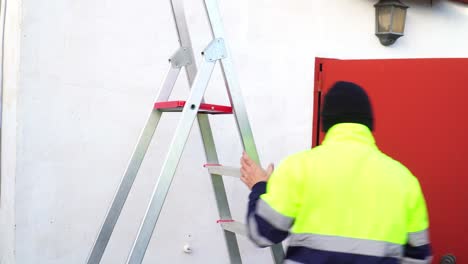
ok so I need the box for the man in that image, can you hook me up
[240,81,431,263]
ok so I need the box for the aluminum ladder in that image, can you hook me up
[86,0,285,263]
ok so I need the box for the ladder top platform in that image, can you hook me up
[154,101,233,114]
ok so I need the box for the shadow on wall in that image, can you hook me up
[369,0,468,22]
[367,0,468,17]
[433,0,468,19]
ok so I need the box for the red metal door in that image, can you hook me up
[312,58,468,263]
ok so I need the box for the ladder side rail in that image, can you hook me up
[86,65,181,264]
[126,55,217,264]
[170,1,242,262]
[202,0,259,163]
[170,0,198,85]
[197,115,242,263]
[203,1,286,263]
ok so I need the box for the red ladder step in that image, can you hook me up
[154,101,233,114]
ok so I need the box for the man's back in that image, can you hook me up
[291,123,415,246]
[241,82,431,263]
[268,123,429,263]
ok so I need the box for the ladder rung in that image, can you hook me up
[154,101,233,114]
[204,164,240,178]
[219,220,247,236]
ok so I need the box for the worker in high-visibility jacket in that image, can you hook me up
[240,81,431,264]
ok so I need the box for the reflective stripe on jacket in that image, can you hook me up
[247,123,431,264]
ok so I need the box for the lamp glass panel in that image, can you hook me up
[391,8,407,33]
[377,6,393,33]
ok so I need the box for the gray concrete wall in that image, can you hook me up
[11,0,468,263]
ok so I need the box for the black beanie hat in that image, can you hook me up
[321,81,374,132]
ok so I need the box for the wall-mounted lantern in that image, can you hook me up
[374,0,409,46]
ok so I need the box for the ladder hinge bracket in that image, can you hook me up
[202,38,227,62]
[169,47,193,69]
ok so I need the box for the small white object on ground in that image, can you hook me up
[183,244,192,254]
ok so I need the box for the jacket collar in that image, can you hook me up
[322,123,376,147]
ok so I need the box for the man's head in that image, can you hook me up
[321,81,374,132]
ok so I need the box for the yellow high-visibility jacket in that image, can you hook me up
[247,123,431,264]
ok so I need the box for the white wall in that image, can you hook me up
[13,0,468,263]
[0,0,21,263]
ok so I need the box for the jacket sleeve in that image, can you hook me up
[403,177,432,263]
[246,157,302,247]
